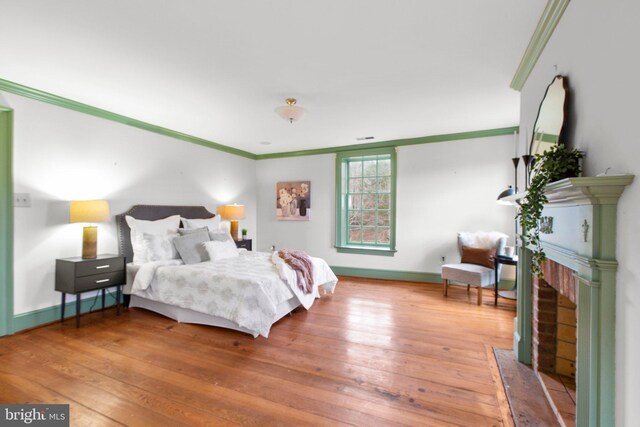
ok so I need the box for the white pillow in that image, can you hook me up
[126,215,180,264]
[181,216,221,232]
[203,240,239,261]
[209,229,234,243]
[140,232,179,262]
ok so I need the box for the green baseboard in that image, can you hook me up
[330,266,516,289]
[12,291,120,333]
[330,266,440,283]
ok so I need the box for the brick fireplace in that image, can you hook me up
[533,260,577,376]
[508,176,634,426]
[532,259,578,425]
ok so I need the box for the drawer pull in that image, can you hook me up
[95,279,110,284]
[95,265,110,269]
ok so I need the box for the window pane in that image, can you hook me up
[378,159,391,176]
[362,194,376,209]
[348,227,362,243]
[363,160,377,177]
[349,178,362,193]
[349,161,362,177]
[377,210,390,226]
[377,228,390,244]
[363,177,376,193]
[339,151,394,251]
[377,176,391,193]
[378,194,390,209]
[348,194,361,210]
[362,228,376,243]
[362,211,376,226]
[348,211,361,226]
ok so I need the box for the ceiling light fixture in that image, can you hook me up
[275,98,305,124]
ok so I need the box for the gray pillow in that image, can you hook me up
[173,229,210,264]
[178,227,208,236]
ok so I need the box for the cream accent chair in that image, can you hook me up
[441,231,508,305]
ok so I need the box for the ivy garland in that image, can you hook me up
[518,144,584,276]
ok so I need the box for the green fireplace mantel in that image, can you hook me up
[514,175,634,427]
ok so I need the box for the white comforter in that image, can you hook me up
[130,251,337,337]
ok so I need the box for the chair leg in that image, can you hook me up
[443,279,448,297]
[467,284,470,292]
[477,287,482,305]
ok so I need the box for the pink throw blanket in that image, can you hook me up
[278,249,314,294]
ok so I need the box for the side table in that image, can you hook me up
[494,254,518,305]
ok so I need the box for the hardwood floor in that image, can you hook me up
[0,277,516,426]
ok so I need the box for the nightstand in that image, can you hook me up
[55,254,126,327]
[235,239,252,251]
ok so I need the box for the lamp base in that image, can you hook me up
[82,226,98,259]
[230,220,239,241]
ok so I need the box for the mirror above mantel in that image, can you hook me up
[529,75,568,156]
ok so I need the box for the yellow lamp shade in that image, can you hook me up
[70,200,110,223]
[217,204,245,220]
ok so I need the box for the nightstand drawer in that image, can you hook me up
[74,271,126,292]
[75,257,125,277]
[235,239,252,250]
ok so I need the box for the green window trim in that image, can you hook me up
[335,147,397,256]
[0,106,14,336]
[335,246,397,256]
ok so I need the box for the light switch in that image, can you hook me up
[14,193,31,207]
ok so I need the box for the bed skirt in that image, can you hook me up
[129,294,301,338]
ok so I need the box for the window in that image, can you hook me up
[335,147,396,255]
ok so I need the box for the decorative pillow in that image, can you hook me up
[203,240,239,261]
[173,228,211,265]
[181,216,221,232]
[178,227,208,236]
[126,215,180,264]
[457,231,507,257]
[209,230,234,243]
[461,246,496,269]
[140,232,179,262]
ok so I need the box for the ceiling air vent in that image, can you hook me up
[356,136,375,141]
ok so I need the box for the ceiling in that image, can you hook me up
[0,0,544,155]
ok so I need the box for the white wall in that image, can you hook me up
[4,92,256,315]
[257,135,516,276]
[520,1,640,423]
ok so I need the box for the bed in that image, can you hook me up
[116,205,338,338]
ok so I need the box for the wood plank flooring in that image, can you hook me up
[0,276,516,426]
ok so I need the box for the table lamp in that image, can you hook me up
[217,203,245,241]
[70,200,110,259]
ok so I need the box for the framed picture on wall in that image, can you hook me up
[276,181,310,221]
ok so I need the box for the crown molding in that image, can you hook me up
[1,78,518,160]
[0,78,258,160]
[510,0,571,91]
[255,126,519,160]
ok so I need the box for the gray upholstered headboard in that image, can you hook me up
[116,205,216,263]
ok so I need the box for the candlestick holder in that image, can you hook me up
[512,157,520,192]
[522,154,534,189]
